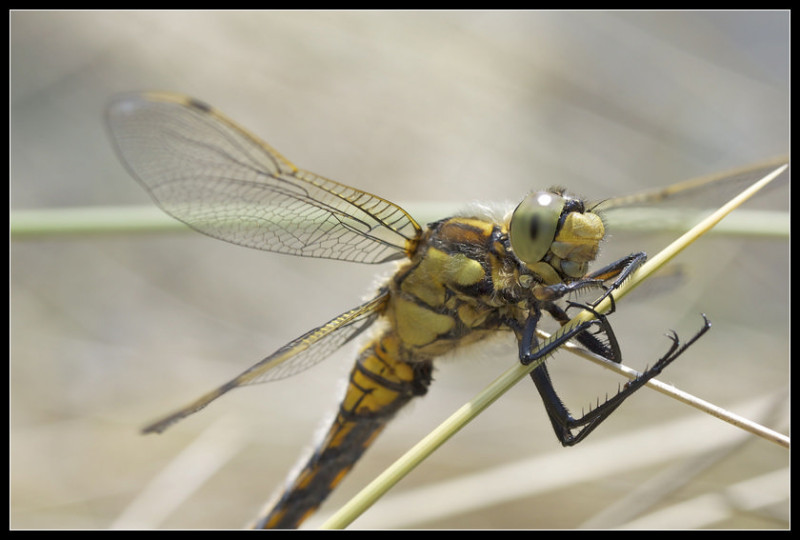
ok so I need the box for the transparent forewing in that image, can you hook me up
[143,291,389,434]
[106,92,422,263]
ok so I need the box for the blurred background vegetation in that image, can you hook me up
[10,10,788,529]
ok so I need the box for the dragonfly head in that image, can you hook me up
[507,189,605,284]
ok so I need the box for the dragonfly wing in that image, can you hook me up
[142,290,390,434]
[593,156,789,212]
[106,92,421,263]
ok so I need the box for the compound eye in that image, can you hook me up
[509,191,565,264]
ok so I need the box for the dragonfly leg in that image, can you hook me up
[540,300,618,363]
[584,251,646,306]
[513,307,613,444]
[519,307,710,446]
[533,252,646,305]
[515,306,606,367]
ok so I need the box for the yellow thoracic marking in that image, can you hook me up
[439,217,495,241]
[399,249,448,307]
[394,297,455,347]
[448,252,486,286]
[399,247,486,308]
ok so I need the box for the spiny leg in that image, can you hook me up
[519,302,621,445]
[533,252,646,304]
[583,252,646,306]
[553,314,710,445]
[547,299,622,363]
[521,304,710,446]
[514,304,612,368]
[535,302,622,443]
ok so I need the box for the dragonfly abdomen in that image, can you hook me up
[256,332,433,529]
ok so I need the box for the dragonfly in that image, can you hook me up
[106,92,779,529]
